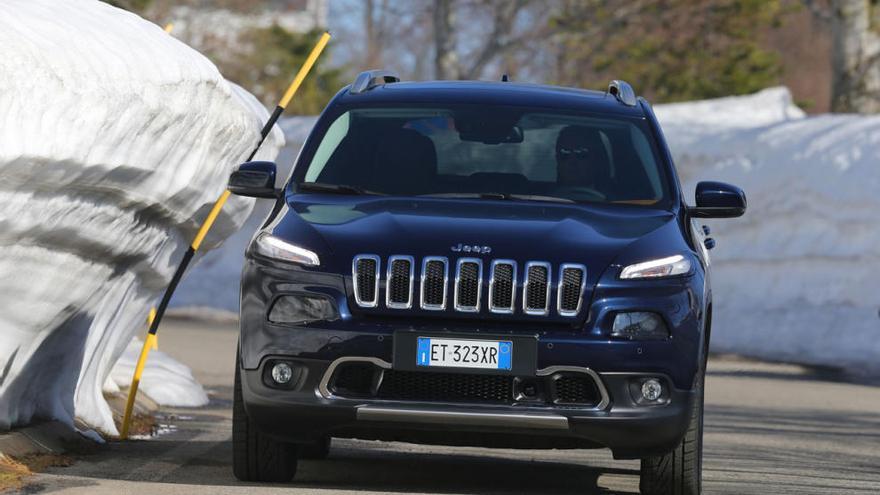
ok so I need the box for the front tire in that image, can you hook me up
[639,374,704,495]
[232,351,298,482]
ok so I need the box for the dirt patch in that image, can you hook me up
[0,453,73,492]
[112,411,158,438]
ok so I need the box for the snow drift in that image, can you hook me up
[171,116,318,313]
[0,0,282,434]
[655,87,880,374]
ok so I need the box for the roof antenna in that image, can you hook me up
[501,73,510,82]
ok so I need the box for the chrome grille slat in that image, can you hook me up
[352,255,380,307]
[557,264,587,316]
[420,257,448,310]
[386,255,414,309]
[453,258,482,312]
[523,261,551,315]
[488,260,516,314]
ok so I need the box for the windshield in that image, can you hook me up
[295,105,671,206]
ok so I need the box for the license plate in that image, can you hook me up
[416,337,512,370]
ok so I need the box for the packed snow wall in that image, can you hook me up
[0,0,283,434]
[655,88,880,374]
[171,116,318,313]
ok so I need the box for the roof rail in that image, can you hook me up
[607,80,637,106]
[350,70,400,94]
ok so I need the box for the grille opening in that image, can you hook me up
[421,258,448,309]
[377,369,515,404]
[454,259,482,311]
[354,256,379,307]
[489,261,515,313]
[327,360,604,408]
[552,374,600,405]
[387,256,413,308]
[558,266,585,315]
[331,362,377,397]
[524,263,550,314]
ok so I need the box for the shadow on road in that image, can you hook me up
[292,445,638,494]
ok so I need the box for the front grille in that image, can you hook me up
[352,255,585,318]
[454,259,482,312]
[386,256,413,308]
[377,369,515,404]
[524,262,551,315]
[353,255,379,307]
[420,257,448,309]
[489,261,516,313]
[558,265,586,316]
[552,374,600,405]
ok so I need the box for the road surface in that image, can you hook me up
[24,316,880,494]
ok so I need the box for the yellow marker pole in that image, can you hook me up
[147,308,158,350]
[120,31,331,440]
[120,333,157,439]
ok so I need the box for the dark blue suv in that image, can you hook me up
[228,71,746,495]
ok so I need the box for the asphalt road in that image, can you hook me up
[23,316,880,494]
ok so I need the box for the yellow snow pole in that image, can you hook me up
[119,333,157,439]
[120,31,331,440]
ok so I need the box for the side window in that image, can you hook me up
[305,112,350,182]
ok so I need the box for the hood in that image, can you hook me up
[271,194,676,281]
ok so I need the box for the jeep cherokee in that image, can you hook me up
[227,71,746,495]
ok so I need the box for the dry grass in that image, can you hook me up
[0,453,73,493]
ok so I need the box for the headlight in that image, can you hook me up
[619,254,691,279]
[253,233,319,266]
[268,294,338,324]
[611,312,669,340]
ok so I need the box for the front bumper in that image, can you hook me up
[241,354,695,459]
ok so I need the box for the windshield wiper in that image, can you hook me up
[481,192,576,204]
[298,182,385,196]
[417,192,575,203]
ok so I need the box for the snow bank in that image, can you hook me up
[656,88,880,374]
[171,116,318,312]
[109,338,208,407]
[0,0,282,434]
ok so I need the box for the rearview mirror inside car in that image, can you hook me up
[689,181,746,218]
[228,161,278,198]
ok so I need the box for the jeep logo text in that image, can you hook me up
[451,243,492,254]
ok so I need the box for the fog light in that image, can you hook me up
[271,362,293,384]
[641,379,663,401]
[611,312,669,340]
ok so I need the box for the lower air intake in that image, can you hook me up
[377,369,515,404]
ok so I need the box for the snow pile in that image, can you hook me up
[108,338,208,407]
[656,88,880,374]
[171,116,318,313]
[0,0,282,435]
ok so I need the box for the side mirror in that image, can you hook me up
[228,161,278,198]
[689,181,746,218]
